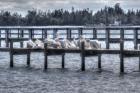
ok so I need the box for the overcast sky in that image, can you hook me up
[0,0,140,16]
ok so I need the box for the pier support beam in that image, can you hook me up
[133,28,140,71]
[27,53,31,67]
[120,28,124,73]
[106,28,110,49]
[0,30,1,47]
[44,29,47,39]
[93,28,97,39]
[134,28,138,49]
[79,28,83,38]
[44,43,48,70]
[20,30,24,48]
[62,53,65,68]
[29,29,33,39]
[81,42,85,71]
[10,41,14,67]
[67,28,71,40]
[98,54,102,70]
[5,29,9,47]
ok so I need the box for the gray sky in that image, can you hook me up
[0,0,140,16]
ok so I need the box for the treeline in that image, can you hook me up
[0,3,140,26]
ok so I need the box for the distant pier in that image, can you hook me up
[0,26,140,73]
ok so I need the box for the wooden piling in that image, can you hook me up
[10,40,14,67]
[18,29,20,38]
[29,29,33,39]
[44,29,47,39]
[42,29,44,39]
[81,42,85,71]
[106,28,110,49]
[9,30,11,38]
[5,29,9,47]
[62,53,65,68]
[98,54,101,69]
[27,52,31,67]
[67,28,71,40]
[93,28,97,39]
[120,28,124,73]
[0,30,1,47]
[20,30,24,48]
[133,28,140,71]
[44,43,48,70]
[134,28,138,49]
[79,28,83,38]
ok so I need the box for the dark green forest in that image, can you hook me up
[0,3,140,26]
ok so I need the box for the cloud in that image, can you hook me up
[0,0,139,16]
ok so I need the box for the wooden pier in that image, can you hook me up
[0,26,140,73]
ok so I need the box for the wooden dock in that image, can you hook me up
[0,26,140,73]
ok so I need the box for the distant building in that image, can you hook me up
[110,19,121,26]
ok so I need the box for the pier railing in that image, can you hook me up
[0,26,140,74]
[0,26,139,49]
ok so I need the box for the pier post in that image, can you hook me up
[18,29,20,38]
[67,28,71,40]
[133,28,140,71]
[120,28,124,73]
[106,28,110,49]
[9,30,11,38]
[79,28,83,38]
[44,43,48,70]
[81,42,85,71]
[53,29,58,39]
[98,54,102,70]
[134,28,138,49]
[20,29,24,48]
[27,52,31,67]
[62,53,65,68]
[5,29,9,47]
[93,28,97,39]
[0,29,1,47]
[42,29,44,39]
[44,29,47,39]
[10,40,14,67]
[29,29,33,39]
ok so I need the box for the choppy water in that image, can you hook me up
[0,42,140,93]
[0,29,140,93]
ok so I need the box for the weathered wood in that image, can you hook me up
[139,57,140,71]
[106,28,110,49]
[81,42,85,71]
[98,54,101,69]
[93,28,97,39]
[0,30,1,47]
[120,28,124,73]
[20,30,24,48]
[41,29,44,39]
[44,29,47,39]
[134,28,138,49]
[67,28,71,40]
[29,29,33,39]
[79,28,83,38]
[62,53,65,68]
[27,53,30,67]
[5,29,9,47]
[9,30,11,38]
[18,29,20,38]
[44,43,48,70]
[10,41,13,67]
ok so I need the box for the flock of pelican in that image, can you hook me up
[27,35,101,49]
